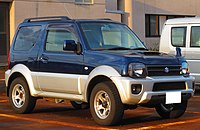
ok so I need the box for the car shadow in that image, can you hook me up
[33,103,164,126]
[194,88,200,95]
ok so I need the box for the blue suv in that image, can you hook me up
[5,16,194,126]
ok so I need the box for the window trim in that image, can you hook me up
[171,26,187,47]
[44,25,79,53]
[190,26,200,48]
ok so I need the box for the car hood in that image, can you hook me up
[97,50,182,65]
[84,50,184,75]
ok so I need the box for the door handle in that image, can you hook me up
[39,55,49,63]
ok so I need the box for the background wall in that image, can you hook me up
[9,0,121,44]
[130,0,199,50]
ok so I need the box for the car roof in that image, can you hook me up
[21,16,121,25]
[165,17,200,25]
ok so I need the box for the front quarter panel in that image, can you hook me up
[84,65,127,101]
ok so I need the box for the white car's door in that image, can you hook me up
[185,25,200,85]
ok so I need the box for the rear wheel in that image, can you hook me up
[90,81,124,126]
[9,77,36,114]
[70,101,89,109]
[155,100,188,119]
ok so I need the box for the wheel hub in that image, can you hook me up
[94,90,111,119]
[12,84,25,108]
[102,101,108,108]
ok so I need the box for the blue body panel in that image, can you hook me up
[10,19,184,76]
[83,50,182,75]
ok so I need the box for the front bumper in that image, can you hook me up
[142,93,192,107]
[111,76,195,105]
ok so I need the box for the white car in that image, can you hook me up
[160,17,200,86]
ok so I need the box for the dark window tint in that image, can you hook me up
[191,26,200,47]
[171,27,186,47]
[14,26,41,51]
[46,29,78,52]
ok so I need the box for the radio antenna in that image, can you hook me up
[63,3,73,19]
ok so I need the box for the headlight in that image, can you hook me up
[181,62,189,77]
[128,63,147,78]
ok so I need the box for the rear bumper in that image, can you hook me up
[5,70,11,86]
[5,70,11,96]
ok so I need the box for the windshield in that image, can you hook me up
[80,22,146,50]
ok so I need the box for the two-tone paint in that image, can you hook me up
[5,19,194,105]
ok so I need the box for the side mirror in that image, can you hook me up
[176,47,182,57]
[63,40,77,51]
[63,40,82,54]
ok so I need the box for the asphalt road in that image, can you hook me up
[1,69,200,130]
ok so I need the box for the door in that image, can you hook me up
[185,25,200,84]
[38,24,84,94]
[0,3,9,64]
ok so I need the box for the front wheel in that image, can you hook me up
[90,81,124,126]
[9,77,36,114]
[155,100,188,119]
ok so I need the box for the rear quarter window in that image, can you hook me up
[14,26,41,51]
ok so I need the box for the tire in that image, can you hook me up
[155,100,188,119]
[70,101,89,109]
[90,81,124,126]
[9,77,36,114]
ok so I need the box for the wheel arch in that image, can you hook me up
[6,64,38,97]
[84,65,124,103]
[86,75,111,102]
[7,72,25,96]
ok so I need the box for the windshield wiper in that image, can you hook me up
[95,47,148,51]
[130,47,148,50]
[107,47,131,50]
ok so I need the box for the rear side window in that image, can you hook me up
[171,27,186,47]
[191,26,200,47]
[14,26,41,51]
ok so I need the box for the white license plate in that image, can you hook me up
[166,92,181,104]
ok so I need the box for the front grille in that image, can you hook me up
[147,65,181,76]
[153,82,186,91]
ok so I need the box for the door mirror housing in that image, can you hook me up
[63,40,82,54]
[63,40,77,51]
[176,47,182,57]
